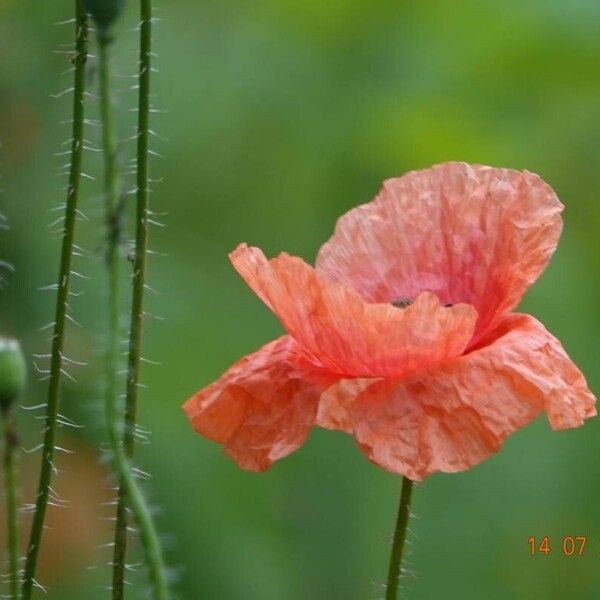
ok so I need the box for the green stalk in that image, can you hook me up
[21,4,88,598]
[3,409,20,599]
[107,427,170,599]
[385,477,414,600]
[126,0,152,460]
[96,33,128,600]
[111,1,170,597]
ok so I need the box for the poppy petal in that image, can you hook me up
[230,243,478,378]
[351,314,596,480]
[317,379,375,433]
[183,336,327,471]
[316,162,563,343]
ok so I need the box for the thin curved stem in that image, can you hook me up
[107,425,170,599]
[21,4,88,598]
[385,477,414,600]
[111,0,170,597]
[3,409,20,599]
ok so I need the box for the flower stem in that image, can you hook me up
[107,441,170,599]
[111,0,170,597]
[21,4,88,598]
[126,0,153,462]
[2,408,20,599]
[95,32,128,600]
[385,476,414,600]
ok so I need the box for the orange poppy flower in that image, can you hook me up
[183,162,596,480]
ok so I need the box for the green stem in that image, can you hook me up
[385,477,414,600]
[96,34,128,600]
[3,409,20,599]
[107,434,170,599]
[21,5,88,598]
[112,1,170,597]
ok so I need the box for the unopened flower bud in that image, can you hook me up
[0,338,26,412]
[86,0,126,41]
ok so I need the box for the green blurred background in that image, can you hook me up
[1,1,599,598]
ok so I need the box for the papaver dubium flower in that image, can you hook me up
[184,162,596,480]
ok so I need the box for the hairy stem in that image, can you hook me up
[21,4,88,597]
[96,34,129,600]
[385,477,414,600]
[3,409,20,599]
[112,1,170,597]
[107,430,170,599]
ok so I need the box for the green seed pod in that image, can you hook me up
[0,338,26,412]
[86,0,126,40]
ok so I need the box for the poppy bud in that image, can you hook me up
[0,338,26,412]
[86,0,125,41]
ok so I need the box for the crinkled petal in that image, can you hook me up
[317,378,376,433]
[230,243,477,378]
[183,336,328,471]
[316,162,563,343]
[351,314,596,480]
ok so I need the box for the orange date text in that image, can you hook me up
[528,536,588,557]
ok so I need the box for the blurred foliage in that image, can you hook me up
[0,1,599,598]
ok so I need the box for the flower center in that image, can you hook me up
[391,296,454,308]
[391,297,413,308]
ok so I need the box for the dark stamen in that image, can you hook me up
[391,297,413,309]
[392,296,455,309]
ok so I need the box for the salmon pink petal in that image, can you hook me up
[351,314,596,480]
[316,162,563,343]
[317,379,375,433]
[230,243,478,378]
[183,336,328,471]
